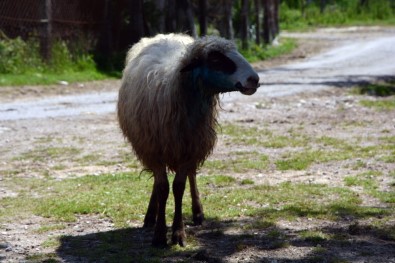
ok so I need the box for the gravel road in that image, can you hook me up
[1,27,394,121]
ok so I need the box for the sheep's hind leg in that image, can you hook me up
[151,167,169,247]
[172,171,188,246]
[143,185,158,228]
[188,172,204,225]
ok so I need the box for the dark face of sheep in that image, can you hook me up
[181,50,260,95]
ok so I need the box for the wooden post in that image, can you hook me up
[40,0,52,62]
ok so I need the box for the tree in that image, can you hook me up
[320,0,327,13]
[166,0,177,32]
[176,0,196,37]
[218,0,234,40]
[254,0,261,45]
[262,0,279,44]
[198,0,208,36]
[240,0,249,49]
[155,0,166,33]
[39,0,52,61]
[128,0,145,44]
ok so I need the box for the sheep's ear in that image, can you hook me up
[180,58,202,73]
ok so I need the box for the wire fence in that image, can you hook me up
[0,0,107,59]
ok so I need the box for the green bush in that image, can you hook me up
[239,38,297,63]
[280,0,395,30]
[279,3,306,30]
[0,37,43,74]
[0,36,97,75]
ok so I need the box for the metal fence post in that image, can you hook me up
[40,0,52,61]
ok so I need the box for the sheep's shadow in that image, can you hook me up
[56,214,395,263]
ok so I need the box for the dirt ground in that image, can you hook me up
[0,27,394,262]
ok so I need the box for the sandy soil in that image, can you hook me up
[0,27,394,262]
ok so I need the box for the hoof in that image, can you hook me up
[193,213,204,226]
[172,230,186,247]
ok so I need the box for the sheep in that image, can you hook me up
[117,33,260,247]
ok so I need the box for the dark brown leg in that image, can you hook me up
[143,184,158,228]
[151,167,169,247]
[172,171,188,246]
[188,171,204,225]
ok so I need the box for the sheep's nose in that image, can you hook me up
[247,74,260,88]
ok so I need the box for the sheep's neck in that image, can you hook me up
[183,72,217,129]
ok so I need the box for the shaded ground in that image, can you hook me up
[0,27,394,262]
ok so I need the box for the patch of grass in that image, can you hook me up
[299,230,331,244]
[344,171,395,204]
[205,152,269,173]
[240,179,255,185]
[360,99,395,111]
[15,146,81,162]
[351,80,395,110]
[25,253,60,263]
[42,236,61,248]
[275,141,381,171]
[1,170,393,262]
[0,71,110,86]
[352,82,395,97]
[203,181,387,221]
[204,175,236,187]
[78,153,103,164]
[35,224,66,234]
[35,173,152,225]
[239,38,297,63]
[221,123,309,148]
[2,172,388,227]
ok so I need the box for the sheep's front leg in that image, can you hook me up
[172,171,188,246]
[188,172,204,225]
[152,168,169,247]
[143,185,158,228]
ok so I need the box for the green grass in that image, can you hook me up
[221,123,309,148]
[2,172,391,226]
[0,37,115,86]
[299,230,331,244]
[360,99,395,111]
[352,81,395,110]
[0,70,111,86]
[344,171,395,204]
[239,38,297,63]
[219,123,394,172]
[1,167,394,262]
[204,151,269,173]
[280,1,395,31]
[14,146,81,163]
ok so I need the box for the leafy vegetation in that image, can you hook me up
[281,0,395,30]
[239,38,296,63]
[0,37,112,86]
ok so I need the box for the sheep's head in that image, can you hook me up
[180,40,260,96]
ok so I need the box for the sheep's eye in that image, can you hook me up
[207,51,237,74]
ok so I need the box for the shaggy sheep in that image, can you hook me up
[117,33,260,247]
